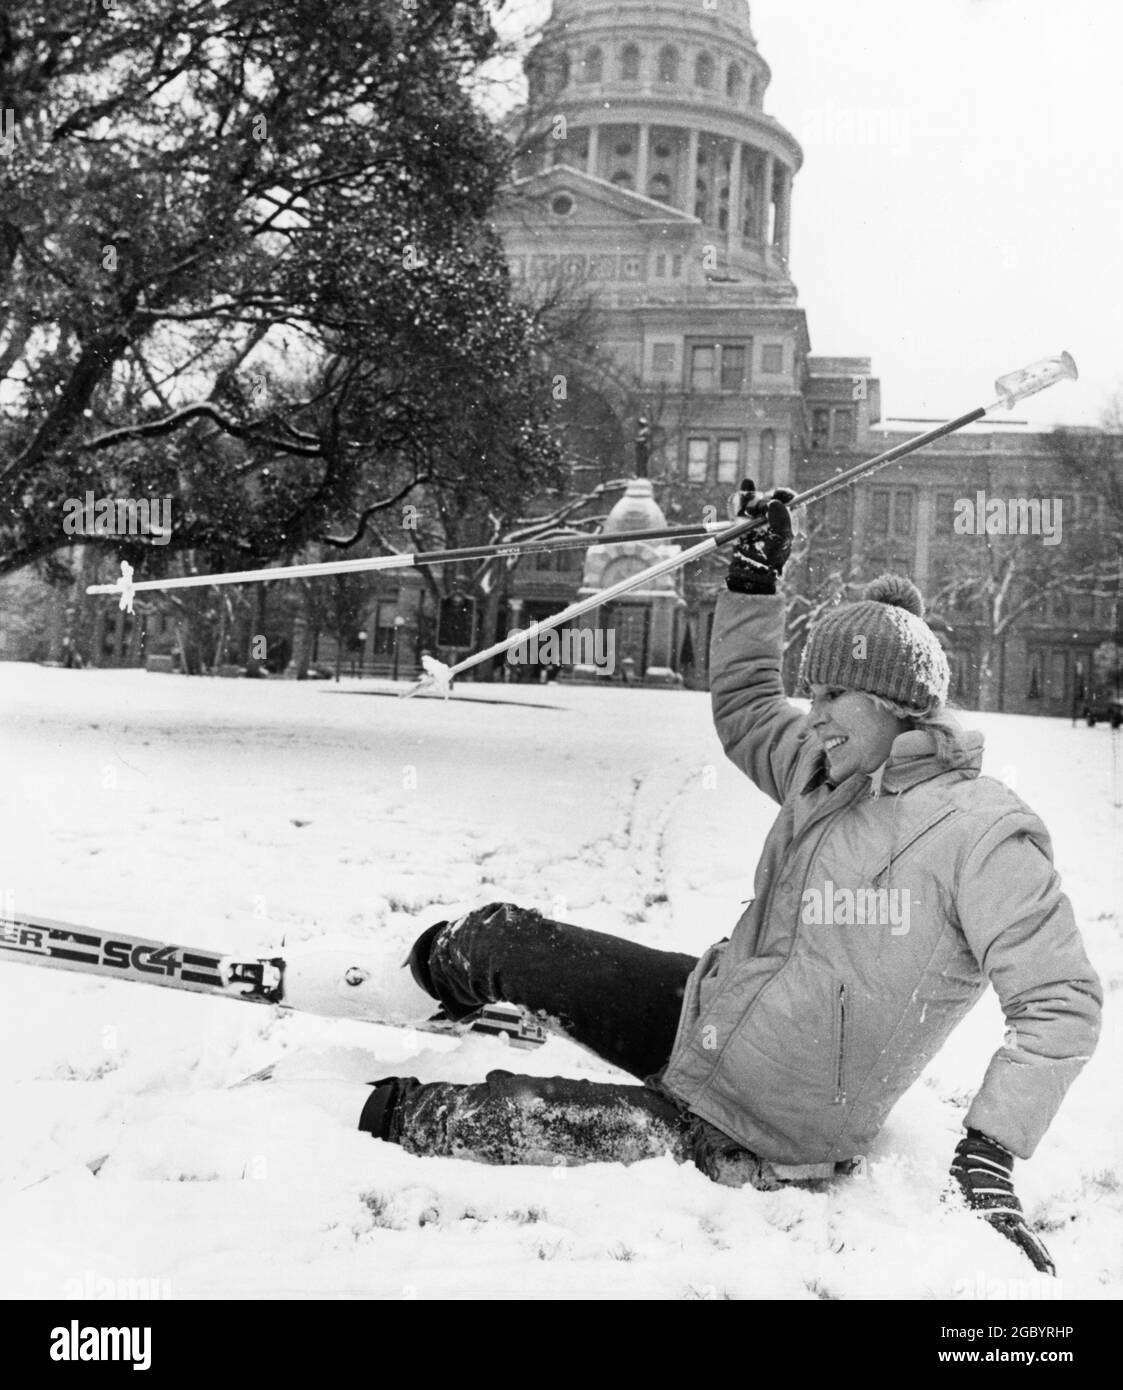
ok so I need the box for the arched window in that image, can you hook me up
[694,178,709,221]
[718,182,729,232]
[620,44,641,82]
[695,52,714,90]
[611,170,634,189]
[648,172,672,203]
[726,63,744,102]
[749,75,761,106]
[658,46,679,84]
[583,47,603,83]
[741,189,755,237]
[761,429,776,472]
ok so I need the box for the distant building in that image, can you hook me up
[489,0,1120,712]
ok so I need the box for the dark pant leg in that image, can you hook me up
[359,1069,693,1168]
[422,902,698,1081]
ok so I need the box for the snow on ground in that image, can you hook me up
[0,662,1120,1300]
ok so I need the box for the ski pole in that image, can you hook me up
[85,520,724,610]
[405,352,1078,696]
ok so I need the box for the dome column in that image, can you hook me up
[761,150,774,242]
[776,164,792,260]
[684,127,699,216]
[636,123,651,197]
[726,138,743,258]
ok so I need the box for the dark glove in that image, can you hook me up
[725,480,796,596]
[949,1129,1056,1276]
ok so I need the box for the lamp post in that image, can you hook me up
[392,616,405,682]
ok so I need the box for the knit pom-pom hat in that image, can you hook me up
[799,574,950,713]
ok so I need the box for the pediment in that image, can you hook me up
[502,165,699,228]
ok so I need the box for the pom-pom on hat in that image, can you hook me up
[799,574,950,713]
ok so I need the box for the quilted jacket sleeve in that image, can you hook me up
[956,811,1103,1158]
[710,590,816,805]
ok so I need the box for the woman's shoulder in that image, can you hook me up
[936,774,1056,856]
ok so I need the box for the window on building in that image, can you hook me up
[648,172,672,202]
[583,48,602,83]
[671,253,682,277]
[1076,493,1098,527]
[1050,650,1068,704]
[1073,589,1095,624]
[934,490,958,536]
[687,342,750,392]
[694,178,709,221]
[373,602,398,657]
[1049,588,1071,621]
[720,344,746,391]
[832,408,854,446]
[652,342,675,373]
[871,489,891,535]
[741,190,755,237]
[690,345,716,391]
[611,170,633,189]
[717,439,740,484]
[687,437,710,482]
[620,44,640,81]
[695,53,714,89]
[717,182,730,232]
[726,63,744,101]
[658,45,679,83]
[749,75,761,105]
[893,489,913,536]
[815,490,850,535]
[760,429,776,473]
[811,408,830,450]
[761,344,783,374]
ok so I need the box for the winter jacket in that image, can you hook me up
[660,591,1102,1170]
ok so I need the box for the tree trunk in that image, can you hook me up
[245,584,268,675]
[126,611,145,666]
[285,592,312,679]
[976,634,999,711]
[476,581,504,682]
[112,606,126,665]
[46,585,67,664]
[90,604,107,668]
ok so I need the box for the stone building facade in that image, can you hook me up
[491,0,1119,713]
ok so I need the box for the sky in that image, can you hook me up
[494,0,1123,429]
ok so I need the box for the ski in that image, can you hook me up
[0,912,547,1048]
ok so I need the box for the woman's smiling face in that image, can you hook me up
[808,684,909,781]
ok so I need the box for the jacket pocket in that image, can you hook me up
[871,807,959,885]
[834,982,848,1105]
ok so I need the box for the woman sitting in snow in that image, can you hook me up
[328,484,1101,1274]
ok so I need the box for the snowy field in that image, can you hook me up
[0,662,1120,1301]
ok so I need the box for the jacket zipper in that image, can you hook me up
[871,806,959,883]
[835,983,847,1104]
